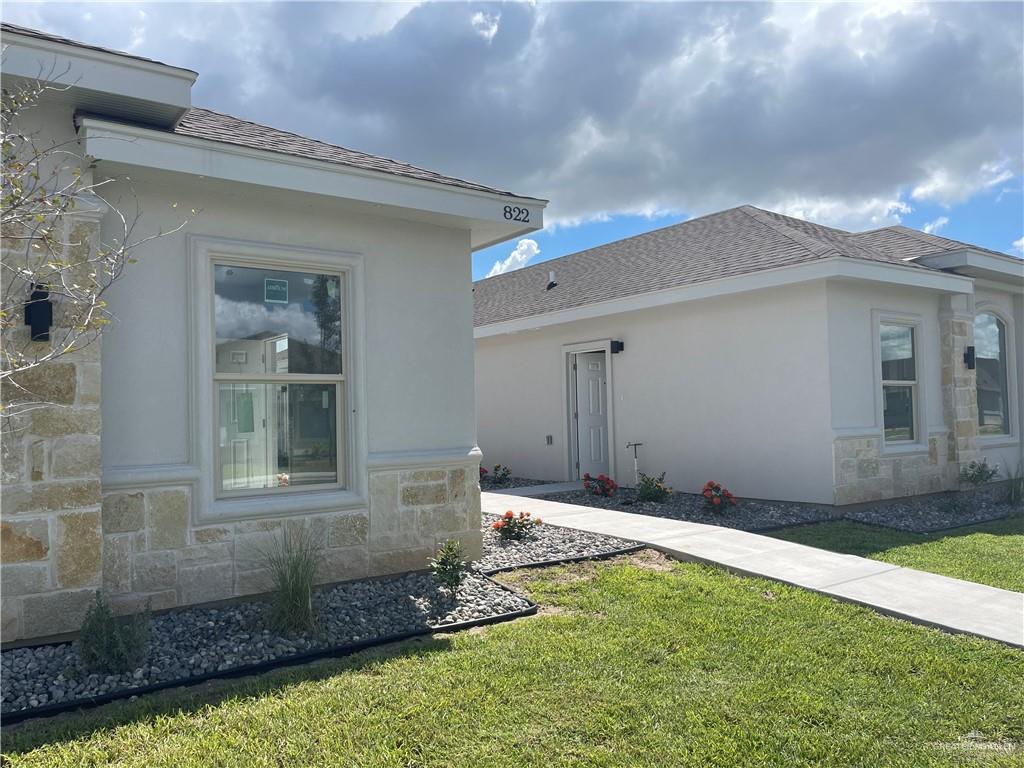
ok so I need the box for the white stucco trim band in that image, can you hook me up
[475,258,975,338]
[915,249,1024,286]
[366,446,483,471]
[79,118,546,250]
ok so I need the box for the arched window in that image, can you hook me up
[974,313,1010,435]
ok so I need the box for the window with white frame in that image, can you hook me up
[213,262,346,496]
[974,312,1010,436]
[880,323,917,443]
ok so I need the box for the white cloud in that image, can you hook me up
[3,1,1020,232]
[765,196,911,231]
[471,11,500,43]
[487,238,540,277]
[922,216,949,235]
[1013,236,1024,254]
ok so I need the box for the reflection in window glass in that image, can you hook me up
[881,324,916,443]
[880,325,915,381]
[214,265,342,375]
[974,313,1010,435]
[218,383,338,492]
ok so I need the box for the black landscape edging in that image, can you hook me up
[479,543,645,575]
[0,577,537,726]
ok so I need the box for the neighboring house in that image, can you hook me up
[0,24,546,642]
[474,205,1023,505]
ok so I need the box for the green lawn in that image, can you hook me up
[3,555,1023,767]
[767,515,1024,593]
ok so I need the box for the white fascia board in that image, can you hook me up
[916,249,1024,287]
[80,118,545,247]
[2,34,194,122]
[474,257,974,338]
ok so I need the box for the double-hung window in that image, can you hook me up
[213,263,346,496]
[880,323,917,443]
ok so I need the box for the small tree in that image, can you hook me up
[1,73,190,421]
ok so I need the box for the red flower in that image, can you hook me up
[492,520,505,529]
[504,510,515,519]
[713,497,721,506]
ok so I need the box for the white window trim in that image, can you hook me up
[188,235,368,524]
[974,304,1019,447]
[872,310,928,454]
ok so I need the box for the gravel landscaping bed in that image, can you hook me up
[841,487,1019,532]
[479,476,549,492]
[540,486,1019,534]
[476,513,640,573]
[1,571,530,716]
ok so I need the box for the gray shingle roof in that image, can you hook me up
[473,205,1018,327]
[1,22,196,74]
[172,108,542,200]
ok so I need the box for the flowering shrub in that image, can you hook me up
[492,464,512,484]
[702,481,737,511]
[491,510,542,540]
[636,471,671,502]
[583,473,618,497]
[479,466,489,480]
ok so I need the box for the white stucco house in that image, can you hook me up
[0,24,545,642]
[475,205,1023,506]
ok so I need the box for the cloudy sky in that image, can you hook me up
[6,1,1022,279]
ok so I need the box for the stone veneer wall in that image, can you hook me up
[833,432,953,505]
[1,214,105,642]
[832,294,980,505]
[93,467,481,628]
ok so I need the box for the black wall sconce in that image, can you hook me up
[963,345,976,370]
[24,284,53,342]
[610,340,625,354]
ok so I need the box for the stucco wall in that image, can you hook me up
[2,98,483,641]
[475,281,836,504]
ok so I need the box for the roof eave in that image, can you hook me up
[915,249,1024,289]
[475,256,974,337]
[79,117,546,249]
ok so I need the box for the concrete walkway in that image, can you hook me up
[482,492,1024,648]
[494,481,582,497]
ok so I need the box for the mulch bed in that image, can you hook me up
[539,486,1020,534]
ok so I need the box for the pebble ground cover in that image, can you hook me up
[4,553,1022,767]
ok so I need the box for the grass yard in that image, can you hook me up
[767,515,1024,593]
[3,553,1023,767]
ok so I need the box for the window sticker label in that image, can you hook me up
[264,278,289,304]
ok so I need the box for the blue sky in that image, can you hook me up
[5,1,1021,284]
[474,183,1023,282]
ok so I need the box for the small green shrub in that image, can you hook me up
[77,592,150,674]
[636,472,672,502]
[259,527,322,634]
[1007,463,1024,508]
[492,464,512,484]
[491,510,542,540]
[430,539,467,591]
[960,459,999,489]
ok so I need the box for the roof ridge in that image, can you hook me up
[474,206,762,285]
[737,206,841,259]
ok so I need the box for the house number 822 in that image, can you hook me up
[503,205,530,223]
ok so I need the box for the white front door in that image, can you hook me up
[573,351,609,479]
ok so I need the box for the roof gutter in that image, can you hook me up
[474,256,975,338]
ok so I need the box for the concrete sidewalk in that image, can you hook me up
[493,481,582,497]
[482,492,1024,648]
